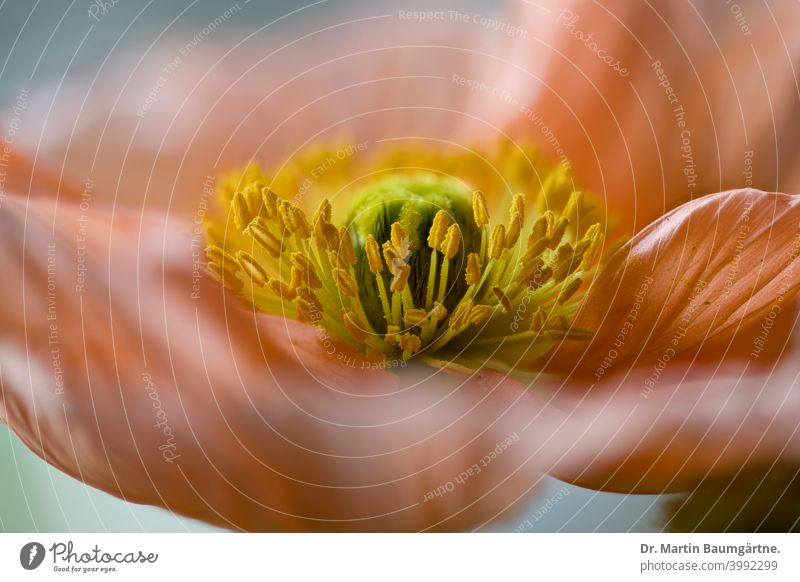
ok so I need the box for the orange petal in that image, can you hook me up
[506,1,800,231]
[546,189,800,376]
[0,191,547,531]
[0,147,83,201]
[537,302,800,493]
[12,15,515,215]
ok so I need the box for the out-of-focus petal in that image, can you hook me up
[1,147,83,201]
[0,191,546,531]
[506,0,800,231]
[10,8,517,215]
[537,305,800,493]
[547,189,800,376]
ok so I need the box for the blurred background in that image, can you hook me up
[0,0,668,533]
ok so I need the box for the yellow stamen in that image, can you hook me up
[290,253,322,289]
[505,211,522,248]
[342,309,368,342]
[333,268,359,297]
[548,216,569,249]
[557,277,583,304]
[297,286,323,313]
[473,191,489,226]
[404,308,429,326]
[268,278,295,301]
[512,193,525,224]
[205,261,243,292]
[262,187,279,220]
[237,251,268,287]
[428,210,449,249]
[492,286,512,313]
[449,299,474,330]
[465,253,482,285]
[390,264,411,294]
[391,222,407,250]
[531,215,548,239]
[296,299,318,324]
[398,333,422,359]
[551,243,575,282]
[365,235,384,273]
[563,190,583,225]
[203,142,605,365]
[246,217,282,258]
[431,302,447,320]
[384,325,401,345]
[440,224,461,259]
[489,225,506,259]
[231,191,252,231]
[468,304,493,325]
[522,236,549,263]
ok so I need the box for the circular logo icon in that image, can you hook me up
[20,542,46,570]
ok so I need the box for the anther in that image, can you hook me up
[428,210,449,249]
[398,333,422,357]
[431,302,448,320]
[468,304,493,325]
[384,325,401,345]
[449,299,474,330]
[342,310,369,342]
[505,211,522,248]
[232,191,253,231]
[531,215,548,239]
[528,265,553,289]
[205,261,243,292]
[511,193,525,224]
[365,235,384,274]
[530,307,547,332]
[552,243,575,282]
[296,286,323,313]
[315,221,339,251]
[296,299,318,324]
[338,227,357,267]
[261,187,279,220]
[473,191,490,227]
[440,224,461,258]
[563,190,583,224]
[492,286,512,313]
[548,216,569,249]
[465,253,482,285]
[390,264,411,293]
[521,236,549,263]
[206,245,238,268]
[489,225,506,259]
[391,222,407,250]
[268,278,296,300]
[403,308,429,326]
[333,268,359,297]
[290,253,322,289]
[557,277,583,304]
[246,217,282,258]
[236,251,268,287]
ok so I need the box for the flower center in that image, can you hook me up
[347,174,479,333]
[203,143,604,367]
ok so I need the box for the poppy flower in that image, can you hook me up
[1,1,799,531]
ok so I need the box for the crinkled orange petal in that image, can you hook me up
[548,189,800,376]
